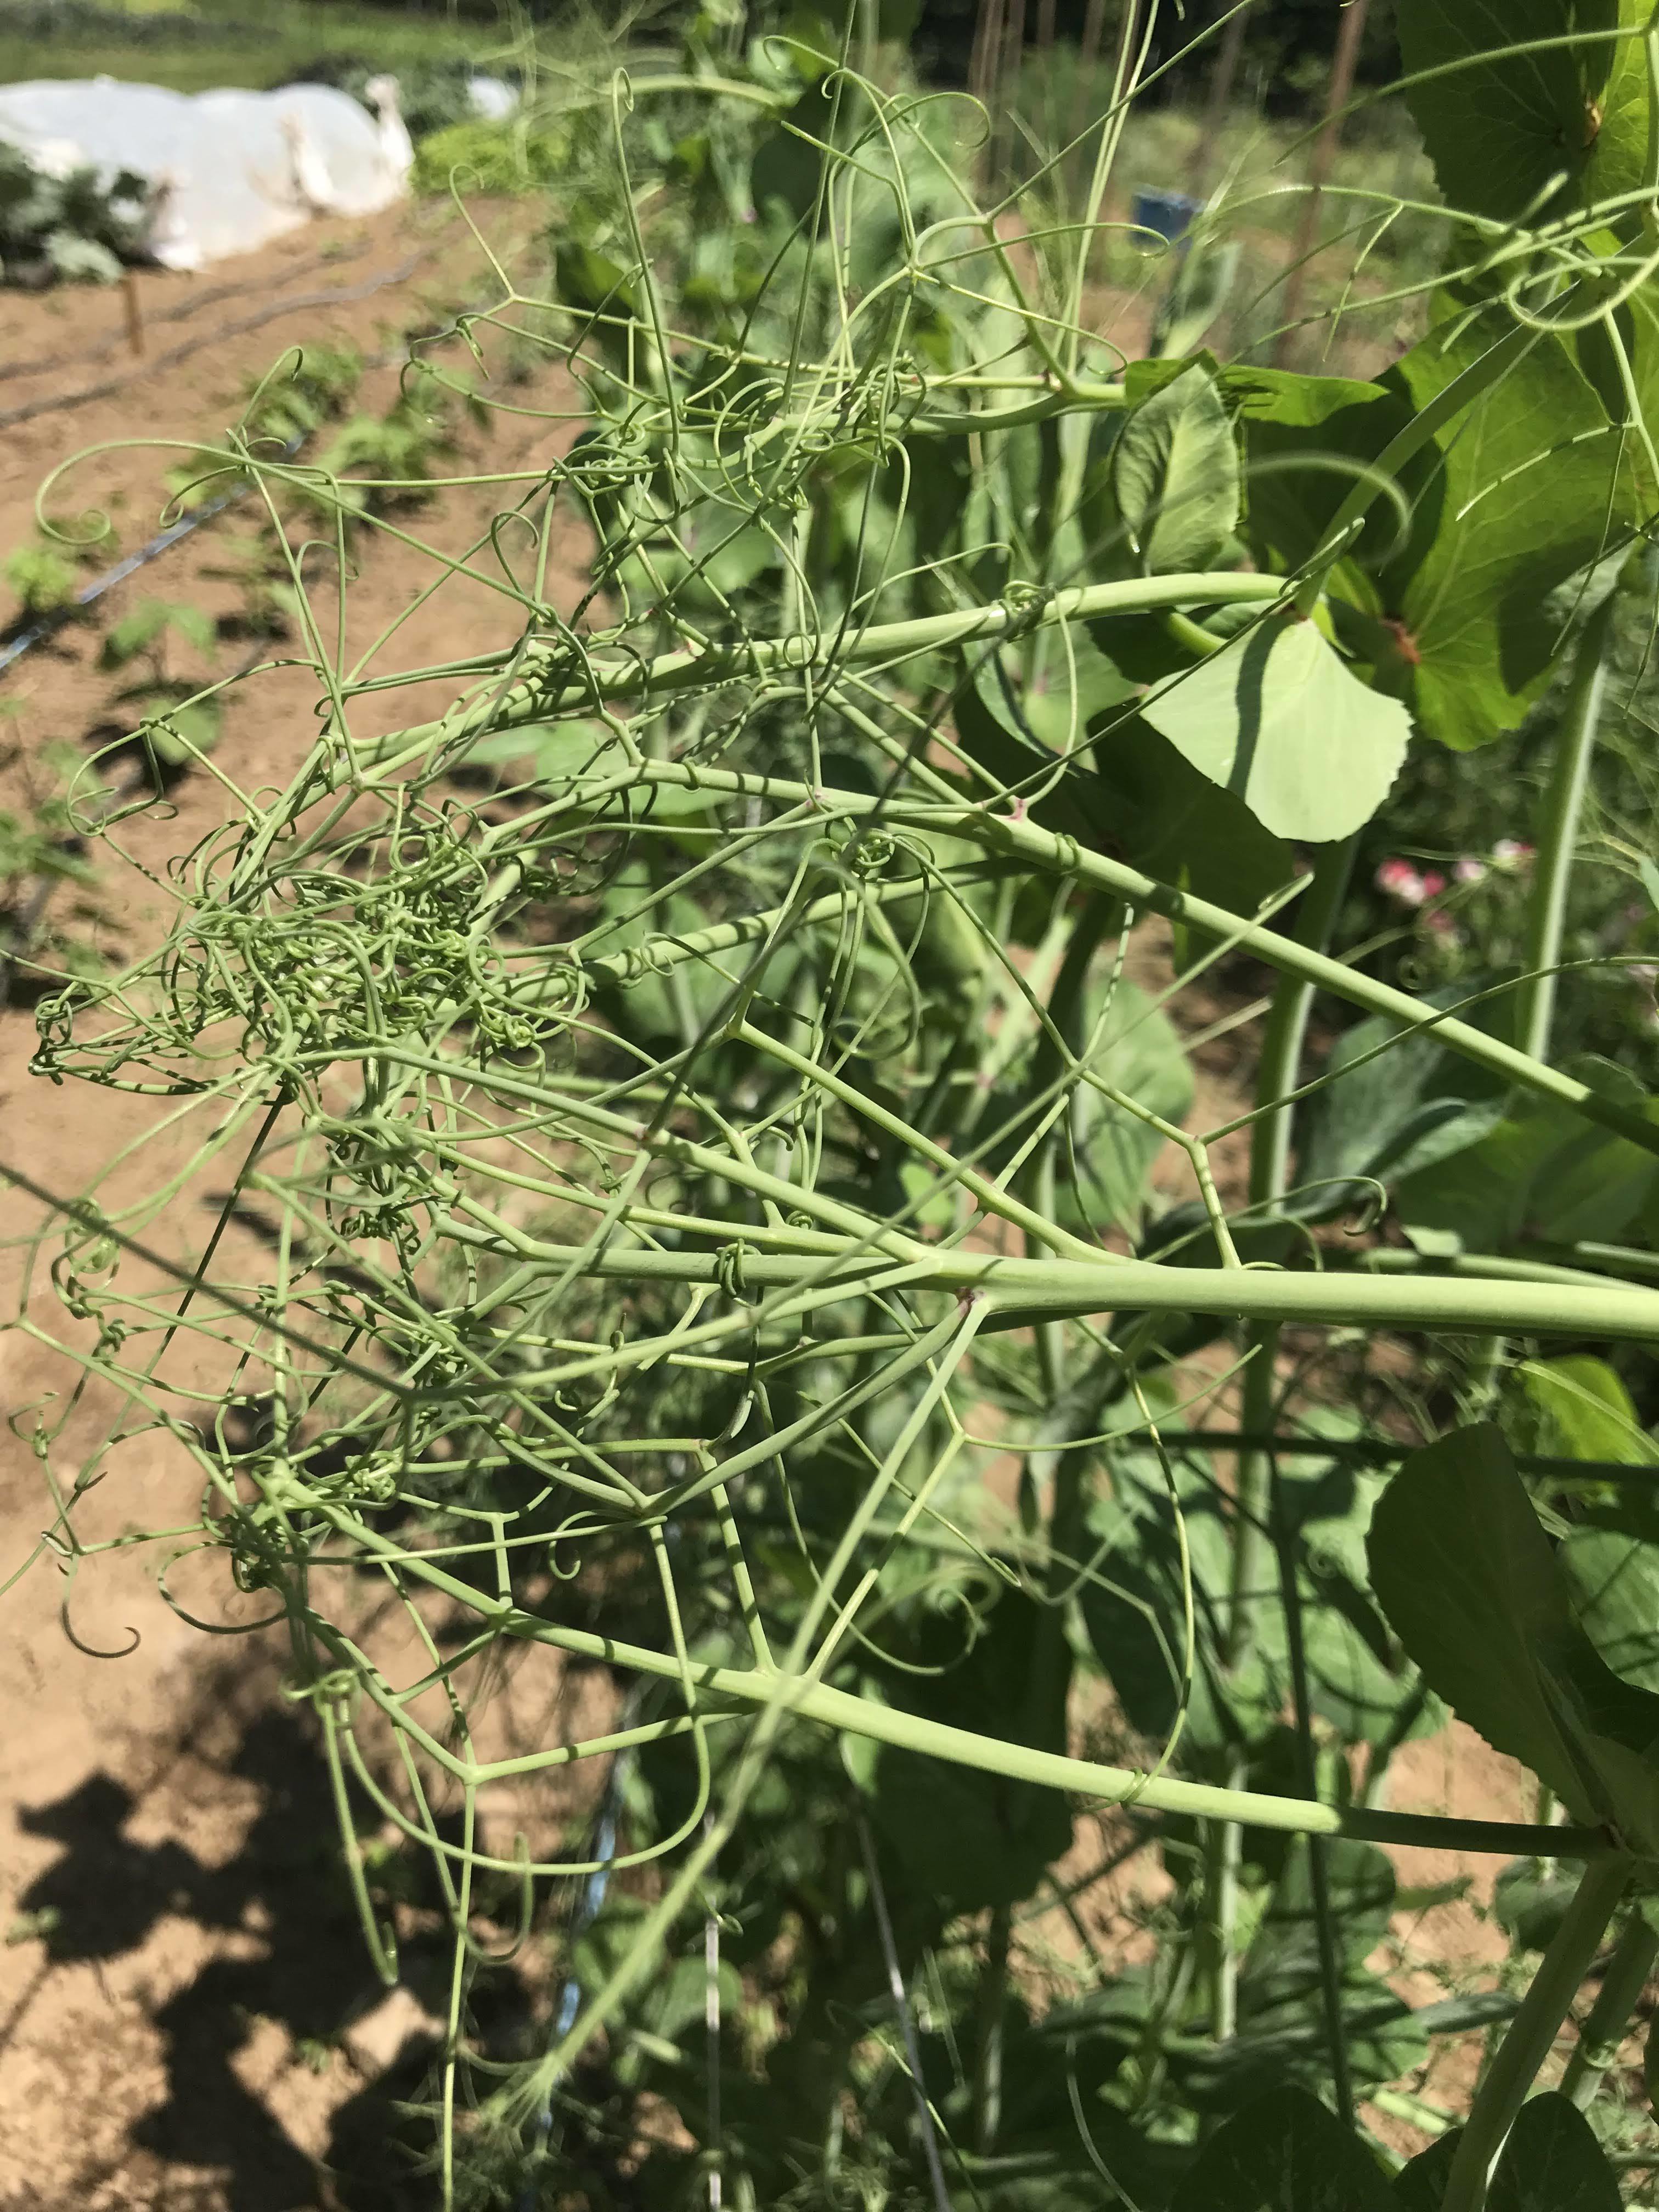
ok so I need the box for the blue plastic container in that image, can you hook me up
[1131,187,1203,248]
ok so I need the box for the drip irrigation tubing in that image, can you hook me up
[0,251,491,681]
[516,1728,635,2212]
[0,470,287,679]
[0,264,510,1001]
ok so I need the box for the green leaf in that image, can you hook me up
[1393,1062,1659,1251]
[100,599,173,668]
[1561,1528,1659,1690]
[1139,615,1410,843]
[1495,1857,1583,1949]
[1377,308,1631,752]
[466,719,617,783]
[1082,1446,1424,1756]
[1399,0,1649,226]
[1394,2134,1459,2210]
[860,1588,1073,1910]
[1240,1836,1396,2006]
[1367,1424,1659,1849]
[1169,2085,1395,2211]
[951,637,1294,918]
[1296,985,1513,1218]
[1520,1355,1659,1468]
[1488,2092,1621,2212]
[1224,363,1410,581]
[1113,363,1240,575]
[1086,718,1296,926]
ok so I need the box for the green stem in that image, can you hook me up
[1226,843,1355,1664]
[437,1228,1659,1348]
[310,1501,1627,1861]
[361,570,1289,744]
[483,758,1659,1161]
[1211,840,1355,2041]
[1474,595,1611,1417]
[1441,1858,1630,2212]
[1517,599,1613,1065]
[975,1902,1011,2153]
[1559,1908,1659,2110]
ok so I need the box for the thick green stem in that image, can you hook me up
[487,757,1659,1161]
[1441,1859,1630,2212]
[313,1499,1625,1862]
[1559,1908,1659,2110]
[438,1227,1659,1348]
[1517,599,1613,1065]
[362,571,1290,750]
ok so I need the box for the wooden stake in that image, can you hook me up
[121,267,144,358]
[1192,0,1253,199]
[1273,0,1372,366]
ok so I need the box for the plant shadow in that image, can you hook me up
[9,1672,530,2210]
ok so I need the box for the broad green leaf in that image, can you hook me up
[1239,1837,1397,2007]
[1496,1857,1584,1949]
[1224,363,1411,580]
[1394,2134,1459,2210]
[1082,718,1295,923]
[102,598,213,669]
[1169,2085,1395,2211]
[1562,1528,1659,1690]
[1224,307,1632,752]
[1489,2091,1621,2212]
[1521,1355,1659,1468]
[1139,615,1410,843]
[1020,628,1138,754]
[951,639,1294,917]
[1182,1967,1429,2113]
[1378,308,1631,751]
[1394,1060,1659,1251]
[860,1588,1073,1910]
[1398,0,1648,225]
[1367,1424,1659,1849]
[1083,1447,1424,1756]
[1296,984,1513,1218]
[467,719,616,782]
[1113,363,1240,575]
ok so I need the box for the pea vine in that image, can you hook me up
[11,4,1659,2207]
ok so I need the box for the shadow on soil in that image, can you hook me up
[8,1670,535,2211]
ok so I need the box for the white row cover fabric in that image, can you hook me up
[465,74,518,121]
[0,76,412,270]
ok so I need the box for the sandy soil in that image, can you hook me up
[0,188,603,2210]
[0,192,1623,2210]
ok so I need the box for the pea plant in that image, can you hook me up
[13,3,1659,2207]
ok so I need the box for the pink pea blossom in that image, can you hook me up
[1376,858,1447,909]
[1454,856,1485,884]
[1491,839,1534,868]
[1376,857,1429,905]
